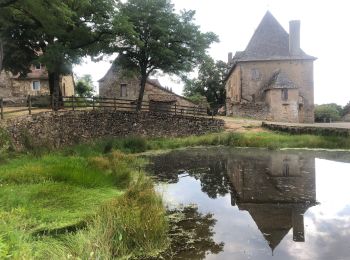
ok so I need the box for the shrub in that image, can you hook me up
[122,136,147,153]
[0,128,11,156]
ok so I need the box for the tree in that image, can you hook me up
[111,0,218,111]
[341,101,350,117]
[0,0,115,108]
[183,57,228,110]
[0,38,3,71]
[314,103,342,122]
[75,75,95,97]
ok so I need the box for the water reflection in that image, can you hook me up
[227,152,316,251]
[149,148,350,259]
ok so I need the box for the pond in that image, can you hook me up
[148,147,350,260]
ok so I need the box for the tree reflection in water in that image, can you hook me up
[161,205,224,260]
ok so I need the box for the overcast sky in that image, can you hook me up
[74,0,350,106]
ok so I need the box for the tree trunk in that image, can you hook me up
[136,73,147,111]
[49,71,62,110]
[0,38,4,71]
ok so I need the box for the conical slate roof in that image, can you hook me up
[233,11,315,62]
[242,204,292,252]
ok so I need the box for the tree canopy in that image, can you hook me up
[314,103,342,122]
[75,74,95,97]
[111,0,218,110]
[183,57,228,110]
[0,0,115,107]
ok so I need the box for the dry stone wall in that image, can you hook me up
[5,111,224,149]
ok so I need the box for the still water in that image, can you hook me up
[148,147,350,260]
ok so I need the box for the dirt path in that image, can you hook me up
[215,116,266,133]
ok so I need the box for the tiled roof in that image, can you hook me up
[148,94,177,102]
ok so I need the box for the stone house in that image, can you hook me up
[99,63,197,110]
[225,11,316,123]
[0,64,75,98]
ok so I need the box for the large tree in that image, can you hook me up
[0,0,115,108]
[111,0,218,111]
[183,57,228,109]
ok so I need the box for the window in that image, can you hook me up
[281,89,288,101]
[251,68,260,80]
[32,81,41,91]
[120,84,127,97]
[34,64,41,70]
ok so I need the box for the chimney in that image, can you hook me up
[289,20,301,55]
[228,52,233,64]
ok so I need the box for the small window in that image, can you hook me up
[281,89,288,101]
[251,68,260,80]
[32,81,41,91]
[120,84,127,97]
[34,64,41,70]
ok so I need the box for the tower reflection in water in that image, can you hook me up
[227,152,316,251]
[150,148,317,253]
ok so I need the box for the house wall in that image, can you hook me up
[226,59,314,123]
[225,66,241,115]
[11,79,50,96]
[60,75,75,96]
[99,70,195,107]
[266,88,299,122]
[1,69,74,97]
[0,71,12,97]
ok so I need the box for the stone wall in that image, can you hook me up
[231,102,270,120]
[5,110,224,149]
[262,122,350,137]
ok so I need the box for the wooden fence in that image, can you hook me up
[62,96,208,116]
[0,95,210,120]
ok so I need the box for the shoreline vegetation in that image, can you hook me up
[1,130,350,258]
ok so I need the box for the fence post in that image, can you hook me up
[92,96,95,110]
[28,95,32,115]
[0,98,4,120]
[72,95,75,111]
[114,97,117,111]
[211,110,214,120]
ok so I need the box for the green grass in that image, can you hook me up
[63,131,350,157]
[0,150,168,259]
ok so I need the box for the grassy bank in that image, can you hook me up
[65,131,350,157]
[0,151,168,259]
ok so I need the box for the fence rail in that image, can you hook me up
[0,95,210,120]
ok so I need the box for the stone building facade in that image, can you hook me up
[225,11,316,123]
[0,64,75,98]
[99,63,196,108]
